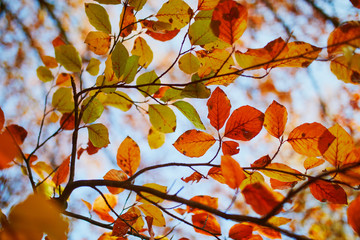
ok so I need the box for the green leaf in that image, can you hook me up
[111,42,129,79]
[81,97,104,124]
[148,104,176,133]
[52,88,74,113]
[55,45,82,72]
[173,101,205,130]
[131,37,153,68]
[178,53,200,74]
[181,83,210,99]
[136,70,160,97]
[87,123,110,148]
[160,88,183,102]
[37,66,53,82]
[129,0,147,11]
[102,91,133,111]
[121,55,139,84]
[189,19,218,46]
[85,3,112,34]
[86,58,101,76]
[94,0,121,4]
[156,0,193,29]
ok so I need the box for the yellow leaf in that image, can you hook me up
[303,157,325,170]
[240,171,264,190]
[173,129,216,157]
[260,163,304,182]
[156,0,193,29]
[147,126,165,149]
[327,21,360,56]
[86,58,101,76]
[136,183,167,204]
[178,53,200,74]
[330,54,360,84]
[138,204,166,227]
[131,37,153,68]
[93,193,117,222]
[85,31,111,55]
[116,136,140,176]
[221,155,246,189]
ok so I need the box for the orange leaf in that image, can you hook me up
[229,223,253,240]
[270,178,297,190]
[52,156,70,186]
[56,73,72,86]
[221,155,246,189]
[287,122,335,157]
[0,107,4,131]
[81,199,92,211]
[120,6,137,38]
[303,157,325,170]
[188,195,218,213]
[198,0,220,10]
[309,180,347,204]
[242,182,283,216]
[60,113,75,130]
[192,213,221,236]
[323,123,354,167]
[210,0,247,45]
[222,141,239,155]
[103,169,128,194]
[252,224,281,239]
[0,125,27,169]
[327,21,360,56]
[336,147,360,186]
[264,100,287,138]
[117,136,140,176]
[347,195,360,235]
[173,130,216,157]
[207,87,231,130]
[41,55,58,68]
[52,35,66,48]
[112,212,139,237]
[251,155,271,168]
[141,20,180,41]
[224,106,264,141]
[93,194,117,222]
[260,163,304,182]
[181,171,204,183]
[207,166,226,184]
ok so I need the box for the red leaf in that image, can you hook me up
[60,113,75,130]
[52,156,70,186]
[0,125,27,169]
[0,107,4,131]
[224,106,264,141]
[270,178,297,190]
[207,87,231,130]
[211,0,247,45]
[222,141,240,155]
[348,195,360,235]
[309,180,347,204]
[251,155,271,168]
[350,0,360,8]
[86,140,101,155]
[192,213,221,236]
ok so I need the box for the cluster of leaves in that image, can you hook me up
[1,0,360,240]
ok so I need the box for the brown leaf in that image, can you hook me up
[207,87,231,130]
[309,180,347,204]
[0,107,4,131]
[221,155,246,189]
[287,122,335,157]
[112,212,139,237]
[224,106,264,141]
[229,223,253,240]
[210,0,247,45]
[173,130,216,157]
[192,213,221,236]
[222,141,240,155]
[251,155,271,168]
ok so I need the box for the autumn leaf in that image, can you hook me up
[173,101,206,130]
[264,100,287,138]
[350,0,360,8]
[56,73,72,86]
[309,179,347,204]
[136,183,167,204]
[187,195,218,213]
[242,182,283,216]
[287,122,335,157]
[207,166,226,184]
[147,126,165,149]
[207,87,231,130]
[117,136,140,176]
[347,195,360,235]
[178,53,200,74]
[85,3,112,34]
[148,104,176,133]
[52,88,74,113]
[55,45,82,72]
[142,21,180,41]
[156,0,193,29]
[192,213,221,236]
[136,71,160,97]
[131,37,153,68]
[198,0,220,10]
[112,212,138,237]
[100,91,133,112]
[210,0,247,45]
[189,12,218,46]
[221,155,246,189]
[260,163,304,182]
[327,21,360,56]
[0,107,4,131]
[240,172,265,190]
[173,130,216,157]
[52,156,70,186]
[330,54,360,84]
[36,66,53,82]
[87,123,110,148]
[270,178,297,190]
[41,55,58,68]
[181,171,204,183]
[86,58,101,76]
[222,141,240,155]
[224,105,264,141]
[84,31,111,55]
[81,96,104,124]
[138,204,165,227]
[0,125,27,169]
[251,155,271,168]
[303,157,325,170]
[103,169,128,194]
[93,194,117,222]
[112,42,129,79]
[119,6,137,37]
[336,147,360,186]
[229,223,253,240]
